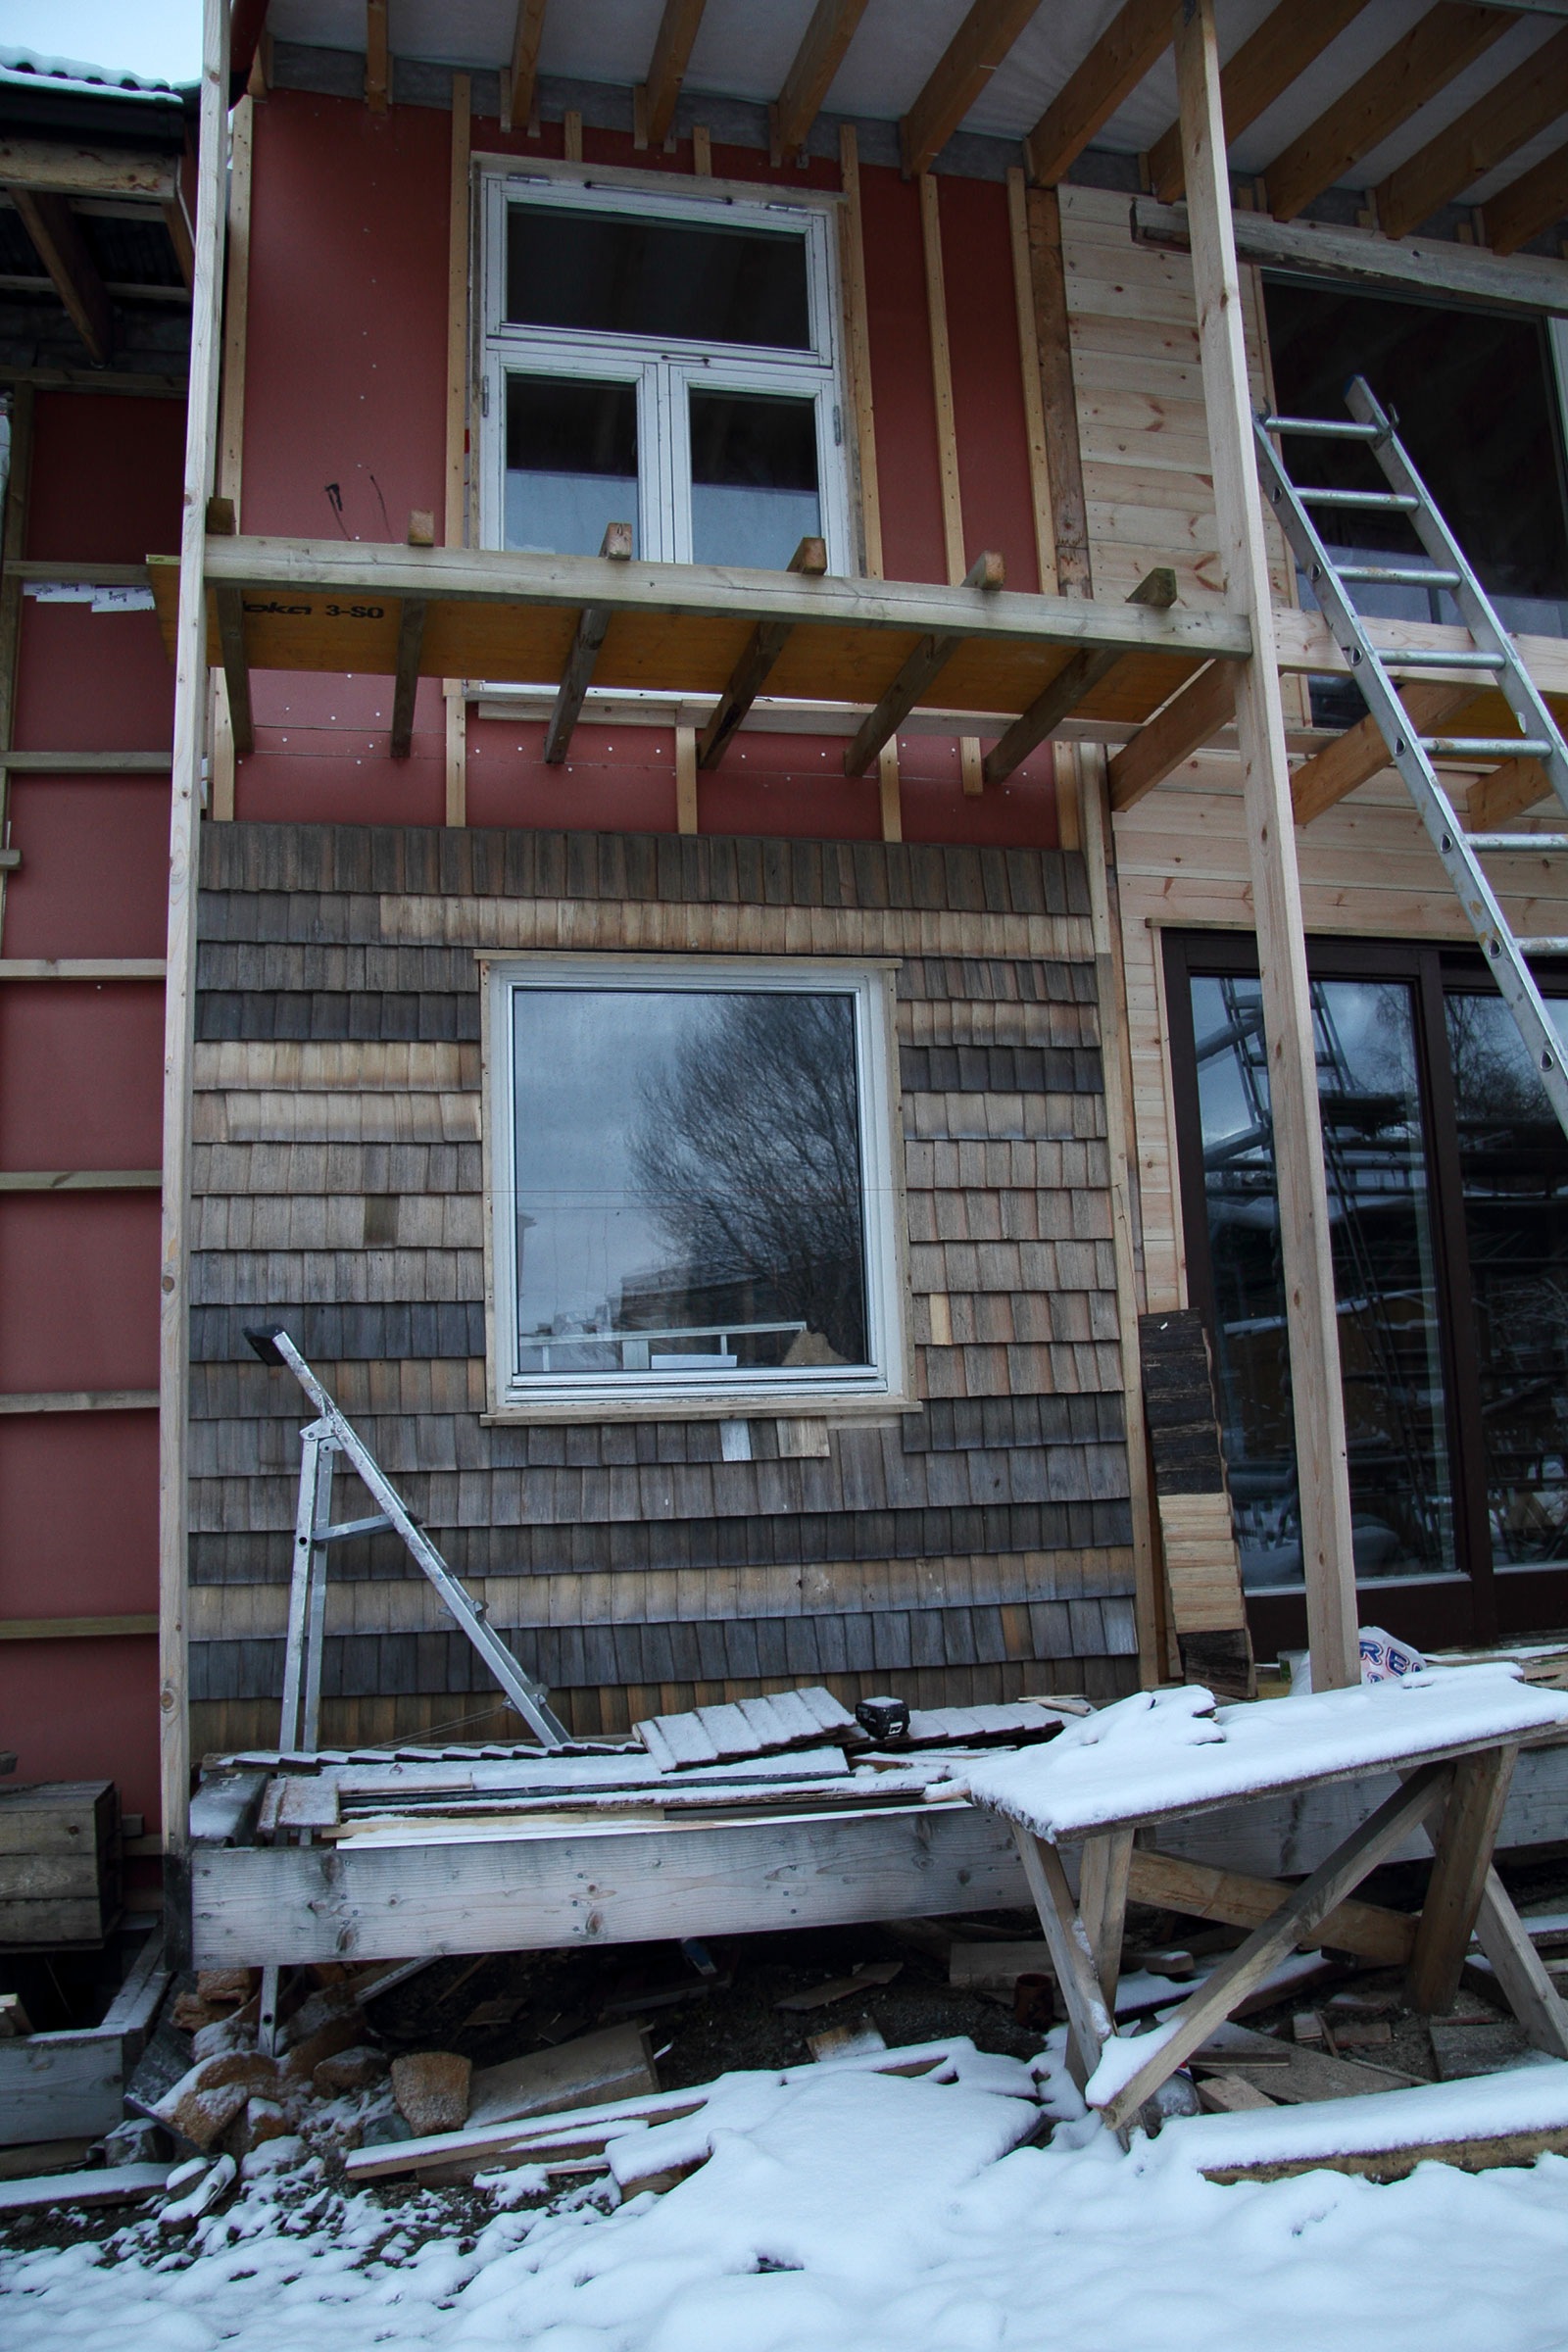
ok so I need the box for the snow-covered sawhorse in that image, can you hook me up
[966,1666,1568,2137]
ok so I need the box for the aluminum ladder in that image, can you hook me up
[1252,373,1568,1146]
[244,1323,570,1751]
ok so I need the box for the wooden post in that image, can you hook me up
[160,0,230,1961]
[1175,0,1358,1689]
[211,89,255,823]
[0,381,34,949]
[675,723,698,834]
[918,172,984,800]
[444,74,470,828]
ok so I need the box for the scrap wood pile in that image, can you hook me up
[199,1690,1092,1846]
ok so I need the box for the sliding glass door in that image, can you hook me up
[1167,935,1568,1653]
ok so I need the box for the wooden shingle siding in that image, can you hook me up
[189,821,1138,1742]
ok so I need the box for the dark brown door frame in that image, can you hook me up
[1161,927,1568,1659]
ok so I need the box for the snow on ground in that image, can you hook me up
[7,2047,1568,2352]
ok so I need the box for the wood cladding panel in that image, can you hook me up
[190,822,1137,1716]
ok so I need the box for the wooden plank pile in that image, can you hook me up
[0,1781,121,1946]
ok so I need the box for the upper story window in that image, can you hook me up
[480,175,850,572]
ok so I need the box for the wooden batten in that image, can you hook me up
[837,126,884,583]
[210,90,255,822]
[917,172,986,798]
[0,380,33,944]
[160,0,231,1943]
[443,72,471,827]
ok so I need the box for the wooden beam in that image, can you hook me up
[1107,656,1237,810]
[1006,168,1055,595]
[1407,1745,1517,2014]
[1132,194,1568,318]
[162,0,231,1956]
[1467,755,1553,829]
[697,535,827,768]
[0,138,177,201]
[1291,682,1472,825]
[774,0,870,168]
[0,958,166,979]
[9,190,112,364]
[508,0,549,136]
[900,0,1041,180]
[838,126,884,581]
[212,90,254,820]
[1473,1868,1568,2059]
[1025,187,1091,595]
[1097,1764,1452,2132]
[1146,0,1369,205]
[1026,0,1171,190]
[0,1612,158,1640]
[1263,4,1510,224]
[205,496,252,758]
[545,522,635,762]
[0,1170,160,1191]
[1125,1845,1416,1966]
[1484,138,1568,259]
[1011,1823,1117,2086]
[1376,25,1568,241]
[878,740,902,841]
[843,551,1004,775]
[0,377,31,942]
[366,0,389,112]
[1079,1828,1134,2008]
[638,0,708,152]
[1178,0,1358,1692]
[675,723,698,833]
[984,567,1175,785]
[445,74,470,828]
[0,1392,158,1415]
[163,194,194,288]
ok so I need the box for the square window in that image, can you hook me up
[487,958,906,1409]
[482,174,849,573]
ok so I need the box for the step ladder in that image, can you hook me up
[1252,374,1568,1144]
[243,1324,569,1752]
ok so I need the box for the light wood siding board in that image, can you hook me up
[191,823,1141,1709]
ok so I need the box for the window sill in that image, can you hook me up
[480,1394,920,1426]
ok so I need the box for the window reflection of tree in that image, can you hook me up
[1446,994,1568,1564]
[630,994,869,1365]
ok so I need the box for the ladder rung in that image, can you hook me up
[1333,564,1460,587]
[1421,737,1554,760]
[1467,835,1568,853]
[1386,649,1504,670]
[316,1513,396,1544]
[1513,939,1568,956]
[1261,416,1384,440]
[1297,489,1420,510]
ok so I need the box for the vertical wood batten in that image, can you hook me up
[918,171,982,815]
[161,0,231,1950]
[444,73,471,829]
[211,89,255,824]
[1175,0,1356,1689]
[0,380,33,947]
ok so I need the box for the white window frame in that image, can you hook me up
[484,954,906,1415]
[478,170,851,573]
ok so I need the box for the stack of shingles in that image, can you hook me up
[634,1687,860,1770]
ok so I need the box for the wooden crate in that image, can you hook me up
[0,1782,121,1946]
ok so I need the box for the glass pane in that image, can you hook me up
[511,988,870,1381]
[1446,993,1568,1574]
[689,390,820,570]
[1263,280,1568,642]
[507,206,811,350]
[505,374,639,557]
[1192,973,1454,1591]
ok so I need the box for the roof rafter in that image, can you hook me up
[1144,0,1370,206]
[1263,3,1510,223]
[1375,23,1568,238]
[9,188,112,364]
[1482,133,1568,256]
[637,0,709,152]
[900,0,1041,180]
[1026,0,1173,190]
[506,0,549,134]
[773,0,871,168]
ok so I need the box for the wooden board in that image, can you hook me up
[189,1800,1030,1966]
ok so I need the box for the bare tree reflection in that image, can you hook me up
[630,994,868,1363]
